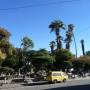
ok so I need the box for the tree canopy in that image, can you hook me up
[21,36,34,51]
[0,27,11,40]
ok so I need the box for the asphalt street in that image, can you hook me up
[1,78,90,90]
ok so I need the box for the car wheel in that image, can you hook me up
[53,79,57,83]
[63,79,66,82]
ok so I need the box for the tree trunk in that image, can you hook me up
[66,42,70,50]
[58,37,62,49]
[81,40,85,56]
[73,33,77,58]
[50,45,54,53]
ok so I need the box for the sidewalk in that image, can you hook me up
[0,83,23,89]
[68,76,90,81]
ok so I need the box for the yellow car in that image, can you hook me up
[46,71,68,83]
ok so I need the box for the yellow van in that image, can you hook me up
[46,71,68,83]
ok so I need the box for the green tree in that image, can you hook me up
[54,49,74,70]
[72,56,90,75]
[49,20,65,49]
[20,36,34,74]
[0,27,11,40]
[21,36,34,51]
[30,49,54,72]
[21,36,34,62]
[72,60,85,73]
[1,56,17,68]
[0,27,16,60]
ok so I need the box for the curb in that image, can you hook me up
[68,77,90,81]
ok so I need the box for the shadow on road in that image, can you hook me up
[21,81,51,86]
[45,84,90,90]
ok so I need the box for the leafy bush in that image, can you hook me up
[53,49,74,70]
[72,56,90,73]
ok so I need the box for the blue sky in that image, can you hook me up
[0,0,90,56]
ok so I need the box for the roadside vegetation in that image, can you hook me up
[0,19,90,81]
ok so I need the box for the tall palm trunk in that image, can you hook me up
[65,24,73,50]
[56,29,59,49]
[50,41,55,53]
[56,29,62,49]
[73,33,77,58]
[58,36,62,49]
[81,40,85,56]
[66,41,70,50]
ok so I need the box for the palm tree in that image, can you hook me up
[81,40,85,56]
[65,24,74,50]
[50,41,56,53]
[66,24,77,58]
[49,20,65,49]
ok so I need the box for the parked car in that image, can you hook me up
[46,71,68,83]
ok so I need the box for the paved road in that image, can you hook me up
[1,78,90,90]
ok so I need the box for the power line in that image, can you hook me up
[0,0,80,11]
